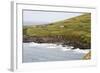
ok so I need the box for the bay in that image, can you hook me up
[22,42,90,63]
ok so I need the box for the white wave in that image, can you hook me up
[61,47,71,51]
[73,48,90,53]
[28,42,90,53]
[47,46,57,49]
[46,44,60,49]
[56,45,72,51]
[29,42,57,48]
[29,42,39,46]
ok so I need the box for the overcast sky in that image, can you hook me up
[23,10,83,25]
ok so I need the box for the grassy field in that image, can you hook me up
[23,13,91,49]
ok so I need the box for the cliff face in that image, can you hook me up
[23,35,65,43]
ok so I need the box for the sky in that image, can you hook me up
[23,10,83,25]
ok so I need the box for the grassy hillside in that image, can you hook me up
[23,13,91,49]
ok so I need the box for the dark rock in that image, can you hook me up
[23,35,90,49]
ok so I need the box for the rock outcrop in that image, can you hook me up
[83,51,91,60]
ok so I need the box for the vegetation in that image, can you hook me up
[23,13,91,49]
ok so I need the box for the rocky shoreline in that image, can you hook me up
[83,51,91,60]
[23,35,90,49]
